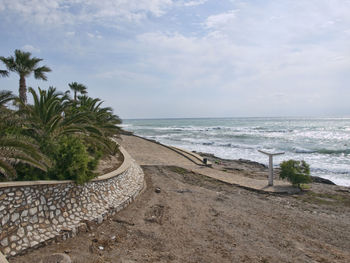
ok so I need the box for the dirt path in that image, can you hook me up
[119,135,196,167]
[120,135,296,193]
[11,166,350,263]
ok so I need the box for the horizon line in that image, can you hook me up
[122,115,350,121]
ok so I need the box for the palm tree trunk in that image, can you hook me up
[19,75,27,104]
[74,91,77,101]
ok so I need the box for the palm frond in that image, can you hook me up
[0,135,51,180]
[0,55,16,72]
[0,69,9,77]
[0,90,15,107]
[0,158,17,179]
[34,66,52,80]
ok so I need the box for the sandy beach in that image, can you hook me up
[10,135,350,263]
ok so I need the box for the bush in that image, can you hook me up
[14,163,48,181]
[48,136,97,184]
[13,136,102,184]
[280,159,312,189]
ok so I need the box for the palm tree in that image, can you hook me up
[0,90,15,107]
[0,50,51,104]
[17,87,88,143]
[74,95,121,154]
[18,86,121,160]
[77,95,122,134]
[0,91,21,136]
[0,136,50,180]
[68,82,87,101]
[0,69,8,77]
[0,90,50,180]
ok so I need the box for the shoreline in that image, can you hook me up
[197,151,337,186]
[122,117,350,187]
[128,132,339,186]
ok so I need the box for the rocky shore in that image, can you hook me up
[198,151,336,185]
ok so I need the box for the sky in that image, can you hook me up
[0,0,350,119]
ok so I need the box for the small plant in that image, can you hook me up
[279,159,312,189]
[48,136,97,184]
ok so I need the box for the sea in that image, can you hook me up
[122,117,350,187]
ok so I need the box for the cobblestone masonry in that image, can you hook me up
[0,150,145,258]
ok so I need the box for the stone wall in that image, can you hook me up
[0,147,145,258]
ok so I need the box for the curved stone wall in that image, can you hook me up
[0,147,145,258]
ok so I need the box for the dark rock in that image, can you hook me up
[238,159,267,168]
[311,176,336,185]
[155,187,161,193]
[120,130,133,135]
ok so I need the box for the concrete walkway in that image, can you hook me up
[120,135,298,194]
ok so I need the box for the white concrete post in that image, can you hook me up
[258,150,285,186]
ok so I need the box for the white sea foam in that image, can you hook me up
[124,118,350,186]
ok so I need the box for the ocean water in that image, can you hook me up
[122,118,350,187]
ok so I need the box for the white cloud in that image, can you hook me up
[2,0,350,117]
[87,32,103,39]
[183,0,207,7]
[205,10,237,29]
[95,69,161,87]
[21,44,40,53]
[131,13,350,115]
[0,0,173,26]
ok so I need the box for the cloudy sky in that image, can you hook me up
[0,0,350,119]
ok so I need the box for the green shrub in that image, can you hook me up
[14,163,48,181]
[14,136,102,184]
[48,136,97,184]
[280,159,312,189]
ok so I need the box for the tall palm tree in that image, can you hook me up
[0,49,51,104]
[68,82,87,101]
